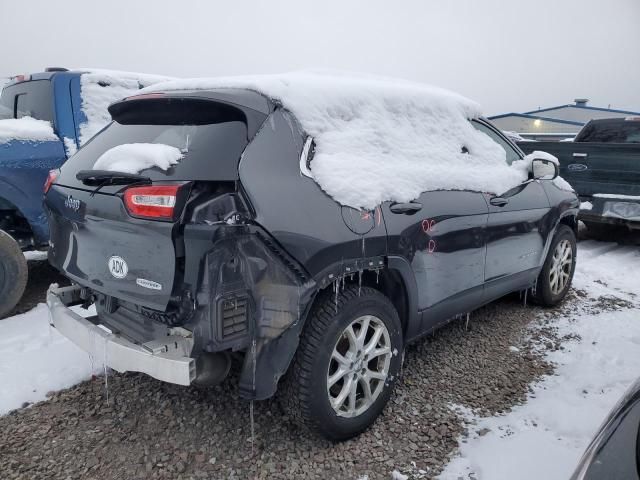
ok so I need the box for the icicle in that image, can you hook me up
[334,279,339,313]
[376,269,380,284]
[361,235,365,257]
[358,270,363,296]
[250,400,255,456]
[523,289,528,307]
[103,339,109,405]
[465,312,470,331]
[250,338,257,455]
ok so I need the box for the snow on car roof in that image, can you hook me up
[77,69,173,146]
[143,71,548,209]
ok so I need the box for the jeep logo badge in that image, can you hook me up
[64,195,81,212]
[108,256,128,279]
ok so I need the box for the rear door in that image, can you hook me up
[472,120,552,299]
[383,190,488,333]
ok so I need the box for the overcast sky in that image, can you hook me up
[1,0,638,115]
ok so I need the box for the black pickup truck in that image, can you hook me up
[519,117,640,234]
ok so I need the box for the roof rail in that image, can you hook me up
[44,67,69,72]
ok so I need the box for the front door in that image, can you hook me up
[471,121,552,300]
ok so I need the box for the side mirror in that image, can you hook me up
[531,158,558,180]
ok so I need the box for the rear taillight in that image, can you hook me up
[44,169,59,194]
[123,185,181,220]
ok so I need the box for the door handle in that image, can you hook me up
[389,202,422,214]
[489,197,509,207]
[572,153,588,158]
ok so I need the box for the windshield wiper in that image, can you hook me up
[76,170,152,187]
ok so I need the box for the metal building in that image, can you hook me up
[489,99,640,141]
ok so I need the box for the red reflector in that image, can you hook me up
[44,169,59,194]
[123,185,180,220]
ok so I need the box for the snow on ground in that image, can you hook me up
[0,116,58,144]
[438,240,640,480]
[144,71,542,210]
[0,304,98,415]
[93,143,183,173]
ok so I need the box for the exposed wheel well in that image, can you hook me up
[309,267,410,337]
[559,214,578,236]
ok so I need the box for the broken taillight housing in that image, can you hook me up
[44,169,59,194]
[123,184,183,220]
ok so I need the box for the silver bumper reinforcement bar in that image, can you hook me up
[46,285,196,386]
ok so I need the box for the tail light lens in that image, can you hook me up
[123,185,182,220]
[44,169,59,194]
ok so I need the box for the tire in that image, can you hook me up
[532,224,576,307]
[0,229,28,319]
[280,286,403,441]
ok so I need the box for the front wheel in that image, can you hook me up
[281,286,403,441]
[0,229,28,318]
[533,224,576,306]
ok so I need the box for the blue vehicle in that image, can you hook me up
[0,68,169,317]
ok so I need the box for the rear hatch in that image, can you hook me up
[45,94,266,311]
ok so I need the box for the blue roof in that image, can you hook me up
[487,112,584,126]
[524,104,640,116]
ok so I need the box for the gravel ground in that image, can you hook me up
[1,292,563,480]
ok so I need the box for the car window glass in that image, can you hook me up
[471,121,521,165]
[0,88,13,120]
[2,80,53,122]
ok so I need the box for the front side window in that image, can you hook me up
[471,120,522,165]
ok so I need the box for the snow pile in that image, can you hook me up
[144,72,543,209]
[63,137,78,157]
[93,143,184,174]
[78,69,172,146]
[580,201,593,210]
[0,304,98,415]
[0,116,58,144]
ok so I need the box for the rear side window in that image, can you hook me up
[471,120,522,165]
[0,80,53,121]
[57,98,262,189]
[576,120,640,143]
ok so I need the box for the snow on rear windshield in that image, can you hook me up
[142,71,537,210]
[93,143,184,174]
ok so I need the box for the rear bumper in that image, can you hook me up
[46,285,196,386]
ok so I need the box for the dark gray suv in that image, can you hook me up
[44,87,579,440]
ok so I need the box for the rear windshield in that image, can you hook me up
[0,80,53,121]
[58,98,254,188]
[575,119,640,143]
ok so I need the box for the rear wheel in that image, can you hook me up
[281,286,403,441]
[533,225,576,306]
[0,229,28,318]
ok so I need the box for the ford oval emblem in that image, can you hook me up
[108,256,128,279]
[568,163,588,172]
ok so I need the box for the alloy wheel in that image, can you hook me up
[549,239,573,295]
[327,315,392,418]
